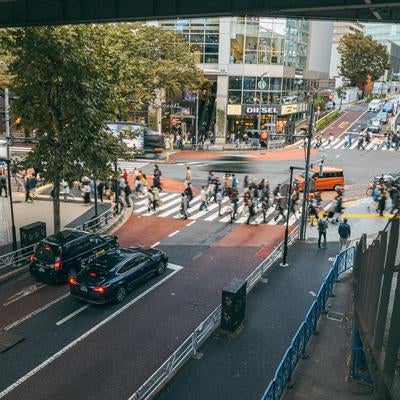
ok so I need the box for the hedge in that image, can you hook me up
[315,109,340,132]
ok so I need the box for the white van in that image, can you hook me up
[368,99,384,112]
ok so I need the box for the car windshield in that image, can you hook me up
[35,242,59,262]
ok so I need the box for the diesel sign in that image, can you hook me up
[242,105,281,115]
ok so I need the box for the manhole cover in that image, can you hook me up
[327,311,345,322]
[0,330,25,352]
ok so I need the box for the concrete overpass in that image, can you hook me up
[1,0,400,27]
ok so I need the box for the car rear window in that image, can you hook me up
[83,265,112,278]
[35,242,60,262]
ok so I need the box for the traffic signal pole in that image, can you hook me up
[299,102,314,241]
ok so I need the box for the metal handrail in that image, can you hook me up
[130,226,300,400]
[261,246,355,400]
[0,203,124,277]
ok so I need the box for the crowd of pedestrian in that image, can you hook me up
[370,175,400,216]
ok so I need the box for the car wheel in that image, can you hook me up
[333,184,341,192]
[116,286,127,303]
[157,260,167,275]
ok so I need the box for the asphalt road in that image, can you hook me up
[0,107,399,400]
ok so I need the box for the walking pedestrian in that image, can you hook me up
[338,218,351,251]
[0,172,7,197]
[147,188,154,212]
[199,186,209,211]
[184,182,193,207]
[97,180,104,203]
[378,190,387,216]
[185,166,192,184]
[273,192,286,222]
[152,186,160,211]
[153,165,162,191]
[317,214,328,249]
[328,132,334,145]
[82,183,91,205]
[216,189,223,216]
[180,192,188,219]
[124,183,132,207]
[261,196,270,223]
[25,175,33,202]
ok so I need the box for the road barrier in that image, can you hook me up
[0,203,124,279]
[130,226,299,400]
[260,245,355,400]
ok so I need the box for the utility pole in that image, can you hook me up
[299,102,314,240]
[195,90,199,150]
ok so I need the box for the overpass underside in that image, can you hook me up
[1,0,400,27]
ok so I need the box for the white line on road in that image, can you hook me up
[168,230,180,238]
[187,220,196,226]
[0,265,183,399]
[150,242,160,248]
[3,283,47,306]
[335,154,340,158]
[4,293,70,331]
[56,305,90,326]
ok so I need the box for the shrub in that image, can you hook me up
[315,109,340,132]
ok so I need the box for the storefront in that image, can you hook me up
[226,103,307,140]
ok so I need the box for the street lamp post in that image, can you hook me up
[280,166,295,267]
[257,72,270,135]
[195,90,199,150]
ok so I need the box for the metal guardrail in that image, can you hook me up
[0,203,123,278]
[261,245,355,400]
[130,226,299,400]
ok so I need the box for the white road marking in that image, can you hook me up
[0,265,183,399]
[158,195,201,217]
[335,154,340,158]
[168,230,180,238]
[3,283,47,306]
[134,192,169,206]
[150,242,160,248]
[187,201,219,220]
[4,293,70,331]
[187,220,196,226]
[56,305,90,326]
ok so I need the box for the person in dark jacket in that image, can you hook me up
[338,218,351,251]
[0,173,7,197]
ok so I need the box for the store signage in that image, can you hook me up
[257,79,267,90]
[242,105,281,115]
[162,103,180,109]
[227,104,242,116]
[281,104,298,115]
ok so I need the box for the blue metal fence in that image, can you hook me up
[261,246,355,400]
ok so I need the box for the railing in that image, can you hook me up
[130,226,299,400]
[0,203,124,278]
[261,245,355,400]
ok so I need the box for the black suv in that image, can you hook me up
[30,229,118,283]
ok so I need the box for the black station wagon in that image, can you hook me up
[30,229,118,283]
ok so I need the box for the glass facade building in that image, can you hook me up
[157,17,329,142]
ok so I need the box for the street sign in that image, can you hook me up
[258,79,267,90]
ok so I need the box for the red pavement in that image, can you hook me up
[116,215,190,247]
[320,110,365,138]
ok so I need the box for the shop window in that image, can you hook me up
[245,51,257,64]
[246,36,258,51]
[190,34,204,43]
[204,54,218,63]
[243,91,256,104]
[243,77,256,90]
[204,44,219,54]
[205,33,219,43]
[228,91,241,104]
[229,76,242,90]
[270,78,282,91]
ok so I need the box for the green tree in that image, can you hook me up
[335,86,346,109]
[0,26,131,232]
[0,24,202,233]
[338,32,390,93]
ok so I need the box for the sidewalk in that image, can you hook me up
[282,272,374,400]
[0,190,111,254]
[156,215,386,400]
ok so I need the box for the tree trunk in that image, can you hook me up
[53,176,61,233]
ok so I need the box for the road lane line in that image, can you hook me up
[3,283,47,306]
[150,242,160,248]
[337,110,368,139]
[187,220,196,226]
[56,305,90,326]
[0,265,183,399]
[168,230,180,238]
[4,293,70,331]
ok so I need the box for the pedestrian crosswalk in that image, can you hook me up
[131,191,300,226]
[175,161,211,167]
[306,137,399,151]
[117,160,149,173]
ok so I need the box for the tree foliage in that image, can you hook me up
[338,31,390,88]
[0,23,203,232]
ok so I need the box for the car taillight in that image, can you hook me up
[54,257,62,270]
[69,277,78,285]
[29,254,36,262]
[92,286,105,294]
